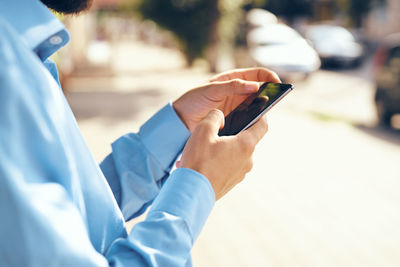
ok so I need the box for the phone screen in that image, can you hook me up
[218,82,293,136]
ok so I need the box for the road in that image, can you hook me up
[65,41,400,267]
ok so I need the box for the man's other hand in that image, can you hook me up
[173,67,280,132]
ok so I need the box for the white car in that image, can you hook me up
[246,8,278,28]
[250,38,321,75]
[247,22,320,77]
[305,25,364,68]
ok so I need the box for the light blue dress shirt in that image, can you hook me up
[0,0,215,266]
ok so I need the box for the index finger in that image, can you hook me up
[210,67,281,83]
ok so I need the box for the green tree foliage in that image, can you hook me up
[334,0,373,27]
[255,0,313,24]
[248,0,374,28]
[137,0,219,65]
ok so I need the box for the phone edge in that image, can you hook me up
[238,85,293,134]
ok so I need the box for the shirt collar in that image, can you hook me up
[0,0,70,60]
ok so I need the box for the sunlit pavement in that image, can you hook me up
[65,41,400,267]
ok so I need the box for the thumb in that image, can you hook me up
[197,109,225,137]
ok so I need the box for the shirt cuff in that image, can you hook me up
[139,103,190,171]
[149,168,215,241]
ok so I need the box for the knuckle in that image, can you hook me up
[237,173,246,184]
[212,108,224,118]
[260,117,269,133]
[253,117,268,139]
[246,159,254,172]
[203,109,223,124]
[230,78,244,89]
[239,137,256,155]
[210,109,224,125]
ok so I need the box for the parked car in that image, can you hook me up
[305,25,364,68]
[372,33,400,127]
[246,8,278,29]
[247,23,302,47]
[247,23,320,78]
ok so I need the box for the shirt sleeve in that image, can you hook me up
[107,168,215,266]
[0,160,215,267]
[100,103,191,221]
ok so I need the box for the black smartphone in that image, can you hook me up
[218,82,293,136]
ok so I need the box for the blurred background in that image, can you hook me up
[58,0,400,266]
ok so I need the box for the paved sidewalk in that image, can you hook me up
[65,40,400,267]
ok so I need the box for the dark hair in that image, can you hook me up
[40,0,92,14]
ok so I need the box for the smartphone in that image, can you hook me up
[218,82,293,136]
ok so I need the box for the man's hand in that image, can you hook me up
[173,67,280,132]
[178,109,268,200]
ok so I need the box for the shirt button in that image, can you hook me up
[49,35,63,45]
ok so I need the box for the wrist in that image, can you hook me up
[138,103,191,170]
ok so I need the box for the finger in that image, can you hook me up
[210,67,281,83]
[207,79,259,100]
[197,109,225,136]
[239,115,269,145]
[175,160,182,168]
